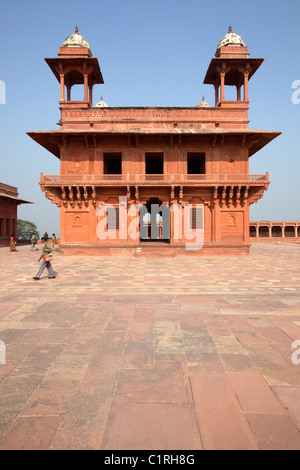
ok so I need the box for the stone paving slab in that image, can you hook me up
[0,243,299,450]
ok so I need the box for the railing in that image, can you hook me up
[41,173,269,185]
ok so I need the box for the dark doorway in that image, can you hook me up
[145,153,164,174]
[285,226,296,237]
[259,226,269,237]
[187,153,206,174]
[104,153,122,174]
[272,226,282,238]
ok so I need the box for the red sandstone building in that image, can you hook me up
[0,183,32,246]
[28,27,281,255]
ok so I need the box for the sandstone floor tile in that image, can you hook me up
[20,378,79,417]
[190,373,259,450]
[0,415,64,450]
[182,330,217,357]
[154,322,183,354]
[221,352,257,372]
[154,352,186,370]
[211,333,248,355]
[187,352,225,374]
[245,413,300,450]
[271,385,300,430]
[121,341,153,369]
[16,328,76,345]
[244,343,300,386]
[101,402,203,450]
[128,321,153,342]
[228,371,286,414]
[114,368,189,403]
[10,345,63,376]
[0,328,29,345]
[273,321,300,341]
[50,394,113,449]
[0,302,24,320]
[0,375,44,435]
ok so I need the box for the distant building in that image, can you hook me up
[250,221,300,240]
[0,183,32,245]
[28,26,280,255]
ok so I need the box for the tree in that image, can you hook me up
[17,219,40,241]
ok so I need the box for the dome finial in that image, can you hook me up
[61,28,91,51]
[95,96,109,108]
[196,96,211,108]
[217,27,246,51]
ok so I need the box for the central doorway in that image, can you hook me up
[140,198,170,243]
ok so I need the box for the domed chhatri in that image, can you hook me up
[95,97,109,108]
[196,97,211,108]
[61,26,91,51]
[217,26,246,50]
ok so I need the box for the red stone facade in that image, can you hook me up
[28,27,280,255]
[0,183,32,246]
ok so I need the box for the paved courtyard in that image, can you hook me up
[0,242,299,450]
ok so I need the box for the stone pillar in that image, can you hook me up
[255,224,259,238]
[213,202,221,242]
[7,219,12,236]
[66,83,71,101]
[84,73,88,102]
[268,225,272,237]
[60,208,65,243]
[60,74,65,102]
[220,72,225,102]
[244,71,249,102]
[282,223,285,237]
[89,84,93,106]
[0,218,4,236]
[214,84,219,106]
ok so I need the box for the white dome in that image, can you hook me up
[196,97,211,108]
[95,97,109,108]
[61,27,91,50]
[217,26,245,49]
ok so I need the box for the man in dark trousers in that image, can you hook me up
[33,236,56,280]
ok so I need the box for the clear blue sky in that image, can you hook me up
[0,0,299,237]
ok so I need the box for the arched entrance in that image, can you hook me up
[139,198,170,243]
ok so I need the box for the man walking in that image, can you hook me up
[33,236,56,280]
